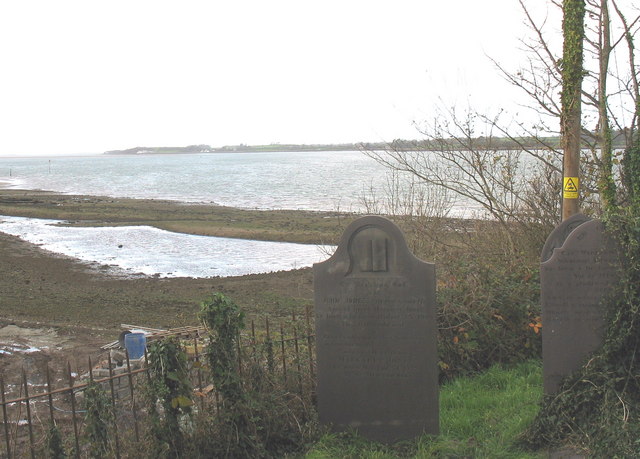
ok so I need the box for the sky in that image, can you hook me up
[0,1,563,156]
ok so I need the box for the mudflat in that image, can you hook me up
[0,189,354,374]
[0,189,348,244]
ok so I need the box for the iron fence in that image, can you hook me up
[1,311,316,459]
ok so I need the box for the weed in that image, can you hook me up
[83,381,113,458]
[144,338,193,457]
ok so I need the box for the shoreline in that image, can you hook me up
[0,188,352,245]
[0,188,337,333]
[0,224,315,329]
[0,226,315,382]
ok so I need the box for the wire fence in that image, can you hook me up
[1,310,316,459]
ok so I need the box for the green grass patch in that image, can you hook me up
[304,360,544,458]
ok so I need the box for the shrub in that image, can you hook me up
[193,293,317,458]
[437,256,541,380]
[83,380,113,458]
[144,337,193,458]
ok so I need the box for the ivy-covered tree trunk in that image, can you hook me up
[561,0,585,220]
[598,0,617,211]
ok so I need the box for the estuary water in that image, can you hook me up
[0,151,389,211]
[0,215,332,278]
[0,151,391,277]
[0,150,481,277]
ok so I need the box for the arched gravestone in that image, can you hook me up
[314,216,438,442]
[541,214,620,394]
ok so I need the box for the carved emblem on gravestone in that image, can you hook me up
[314,216,439,443]
[347,225,390,274]
[541,214,620,394]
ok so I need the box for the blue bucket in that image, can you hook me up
[124,332,147,359]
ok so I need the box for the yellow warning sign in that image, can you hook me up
[563,177,579,199]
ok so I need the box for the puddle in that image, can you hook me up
[0,325,66,355]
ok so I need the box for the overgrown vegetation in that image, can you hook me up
[45,421,66,459]
[176,293,317,458]
[437,255,541,380]
[144,338,193,457]
[83,381,114,458]
[520,145,640,456]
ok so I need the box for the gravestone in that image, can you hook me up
[541,214,620,394]
[314,216,438,442]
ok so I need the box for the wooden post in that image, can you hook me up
[561,0,585,220]
[280,324,287,382]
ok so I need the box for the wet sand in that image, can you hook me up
[0,189,342,329]
[0,189,350,373]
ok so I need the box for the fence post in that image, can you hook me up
[236,332,243,378]
[21,369,35,459]
[305,303,315,384]
[193,337,204,410]
[251,320,257,357]
[293,325,302,395]
[1,376,11,459]
[107,354,122,459]
[265,318,274,374]
[124,351,140,442]
[66,362,81,459]
[45,367,55,424]
[280,323,287,382]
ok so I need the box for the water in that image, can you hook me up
[0,150,468,277]
[0,215,332,278]
[0,151,389,211]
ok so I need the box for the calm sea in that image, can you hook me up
[0,151,390,212]
[0,151,488,277]
[0,151,395,277]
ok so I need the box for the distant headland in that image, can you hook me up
[103,143,368,155]
[103,132,630,156]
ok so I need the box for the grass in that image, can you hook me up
[304,360,544,458]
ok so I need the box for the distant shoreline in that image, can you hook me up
[103,129,636,156]
[103,143,367,155]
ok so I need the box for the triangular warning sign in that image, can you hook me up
[564,177,578,192]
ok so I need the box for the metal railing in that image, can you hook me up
[1,311,316,458]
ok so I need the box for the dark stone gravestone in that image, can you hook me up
[314,215,438,442]
[541,214,620,394]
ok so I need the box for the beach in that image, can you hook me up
[0,188,352,375]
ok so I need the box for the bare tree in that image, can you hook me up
[365,108,559,255]
[503,0,639,207]
[365,0,639,249]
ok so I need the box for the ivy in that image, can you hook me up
[45,421,66,459]
[145,337,193,458]
[199,292,246,405]
[521,135,640,456]
[83,381,113,458]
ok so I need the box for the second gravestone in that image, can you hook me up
[314,216,438,443]
[541,214,620,394]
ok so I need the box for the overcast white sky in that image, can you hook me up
[0,1,562,156]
